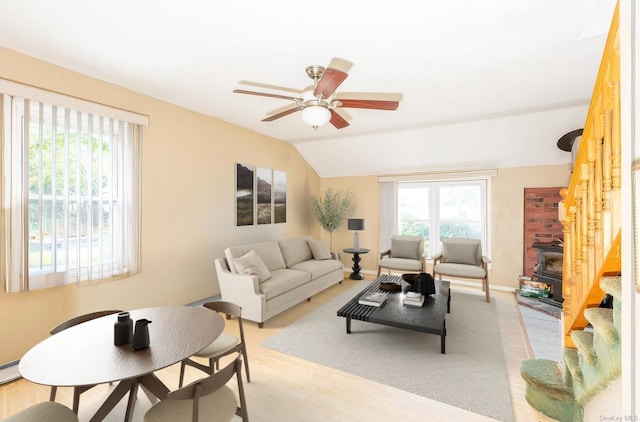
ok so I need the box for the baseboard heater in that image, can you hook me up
[0,361,20,385]
[186,294,221,307]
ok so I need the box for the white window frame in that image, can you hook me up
[379,169,495,260]
[0,79,148,292]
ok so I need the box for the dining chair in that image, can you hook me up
[145,357,249,422]
[3,401,79,422]
[432,237,491,302]
[48,309,122,413]
[179,301,250,388]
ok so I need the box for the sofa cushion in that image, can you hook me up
[434,262,486,279]
[232,250,272,282]
[225,241,286,273]
[259,268,311,300]
[442,239,481,266]
[278,237,313,267]
[390,238,422,260]
[379,257,424,272]
[307,240,332,260]
[289,259,342,279]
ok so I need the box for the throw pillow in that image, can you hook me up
[233,250,272,282]
[308,240,332,260]
[442,241,481,266]
[279,237,313,267]
[390,239,421,260]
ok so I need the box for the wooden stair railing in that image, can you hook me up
[559,3,621,349]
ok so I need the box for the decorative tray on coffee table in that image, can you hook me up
[377,274,405,292]
[401,273,418,283]
[379,281,401,292]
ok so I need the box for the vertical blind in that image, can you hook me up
[1,85,145,292]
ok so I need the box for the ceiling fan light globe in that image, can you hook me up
[301,105,331,128]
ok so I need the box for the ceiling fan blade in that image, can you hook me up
[265,103,301,116]
[336,99,400,110]
[327,57,354,73]
[335,92,404,102]
[233,89,300,102]
[261,106,300,122]
[329,109,349,129]
[238,80,303,94]
[333,107,352,122]
[313,68,348,99]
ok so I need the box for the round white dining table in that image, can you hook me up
[19,306,224,422]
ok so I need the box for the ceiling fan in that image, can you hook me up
[233,58,403,130]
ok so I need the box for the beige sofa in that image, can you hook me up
[214,237,344,327]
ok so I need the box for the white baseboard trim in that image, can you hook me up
[0,361,20,385]
[447,278,516,292]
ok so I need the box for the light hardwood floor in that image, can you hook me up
[0,277,556,421]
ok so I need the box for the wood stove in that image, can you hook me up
[531,241,564,306]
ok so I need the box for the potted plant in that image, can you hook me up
[311,188,356,251]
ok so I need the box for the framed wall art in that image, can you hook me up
[235,164,286,226]
[256,167,272,225]
[274,170,287,224]
[235,163,254,226]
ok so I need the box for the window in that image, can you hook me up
[380,170,494,258]
[398,180,486,256]
[1,82,146,292]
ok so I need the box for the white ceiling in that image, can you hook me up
[0,0,617,177]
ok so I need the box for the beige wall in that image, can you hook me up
[0,46,571,364]
[0,47,321,363]
[491,165,570,286]
[318,177,381,271]
[320,165,571,287]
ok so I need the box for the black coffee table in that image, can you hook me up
[337,275,451,353]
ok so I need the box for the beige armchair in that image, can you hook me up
[432,238,490,302]
[377,235,427,276]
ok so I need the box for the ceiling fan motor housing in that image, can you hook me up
[300,91,330,108]
[305,65,325,81]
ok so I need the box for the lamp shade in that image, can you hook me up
[347,218,365,231]
[301,105,331,128]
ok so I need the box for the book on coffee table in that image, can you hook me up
[403,292,425,307]
[358,291,387,307]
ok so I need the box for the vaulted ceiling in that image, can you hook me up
[0,1,617,177]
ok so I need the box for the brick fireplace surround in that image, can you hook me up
[523,187,564,277]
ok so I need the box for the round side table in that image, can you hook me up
[342,248,370,280]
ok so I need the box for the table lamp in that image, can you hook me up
[347,218,365,250]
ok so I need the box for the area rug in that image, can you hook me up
[261,281,514,422]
